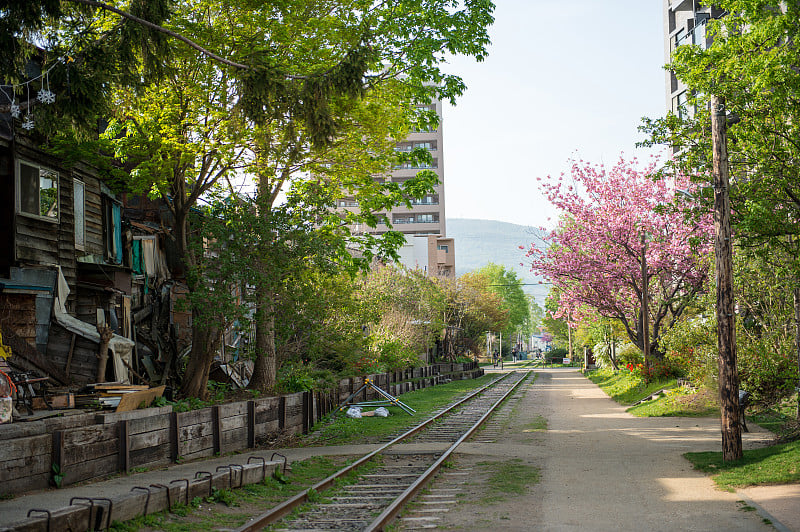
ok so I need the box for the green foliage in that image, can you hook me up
[479,263,531,346]
[51,463,63,488]
[641,0,800,410]
[373,339,419,371]
[277,363,317,393]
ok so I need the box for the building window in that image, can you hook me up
[672,91,692,120]
[74,179,85,250]
[16,160,58,221]
[103,196,122,264]
[437,244,449,252]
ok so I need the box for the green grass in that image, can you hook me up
[476,459,540,504]
[586,367,678,406]
[628,387,719,418]
[306,374,499,445]
[684,439,800,490]
[521,415,548,432]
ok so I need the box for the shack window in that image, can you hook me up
[17,160,58,221]
[102,196,122,264]
[74,179,85,249]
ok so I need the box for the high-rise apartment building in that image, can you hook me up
[337,98,455,277]
[663,1,725,118]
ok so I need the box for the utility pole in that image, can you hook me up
[567,311,573,362]
[712,94,743,461]
[641,233,650,368]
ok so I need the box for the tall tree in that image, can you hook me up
[526,157,713,363]
[478,263,530,352]
[642,0,800,421]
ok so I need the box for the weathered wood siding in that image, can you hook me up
[0,294,37,348]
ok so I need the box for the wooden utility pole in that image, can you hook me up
[794,287,800,420]
[711,94,743,461]
[641,233,650,368]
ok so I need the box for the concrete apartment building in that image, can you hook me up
[338,98,455,277]
[663,1,725,118]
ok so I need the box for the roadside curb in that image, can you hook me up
[735,490,792,532]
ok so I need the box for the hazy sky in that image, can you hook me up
[442,0,667,229]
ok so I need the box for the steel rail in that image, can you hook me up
[234,372,513,532]
[364,371,528,531]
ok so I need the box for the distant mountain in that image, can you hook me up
[446,218,549,300]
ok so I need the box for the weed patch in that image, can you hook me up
[477,459,540,505]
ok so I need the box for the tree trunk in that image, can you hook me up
[96,324,113,382]
[249,288,277,392]
[641,233,651,367]
[179,307,221,399]
[712,94,742,461]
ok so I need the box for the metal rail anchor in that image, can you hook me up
[26,509,52,532]
[195,471,214,497]
[69,497,98,531]
[270,452,288,474]
[150,483,173,511]
[170,479,190,506]
[131,486,152,516]
[248,456,268,481]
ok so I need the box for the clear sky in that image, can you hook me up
[442,0,667,229]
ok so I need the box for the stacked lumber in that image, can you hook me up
[75,383,165,411]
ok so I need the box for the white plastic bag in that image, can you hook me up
[346,406,362,419]
[374,407,389,417]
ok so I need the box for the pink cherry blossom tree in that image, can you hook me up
[525,157,713,363]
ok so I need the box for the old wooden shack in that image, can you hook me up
[0,135,134,384]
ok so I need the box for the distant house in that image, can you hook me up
[0,135,135,384]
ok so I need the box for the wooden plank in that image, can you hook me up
[255,419,280,437]
[212,405,222,454]
[178,419,214,440]
[118,420,130,474]
[130,443,171,469]
[220,413,247,432]
[129,427,169,451]
[176,407,212,427]
[52,430,64,474]
[62,453,118,485]
[0,434,51,459]
[170,411,179,462]
[181,435,214,458]
[64,332,76,378]
[62,437,119,466]
[0,472,50,497]
[114,385,165,412]
[247,400,255,449]
[302,391,310,434]
[221,427,248,452]
[0,454,50,482]
[278,396,286,429]
[217,401,248,418]
[62,424,117,447]
[126,412,171,434]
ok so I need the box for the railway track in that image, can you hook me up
[235,370,529,532]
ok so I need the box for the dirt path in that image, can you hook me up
[414,368,778,531]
